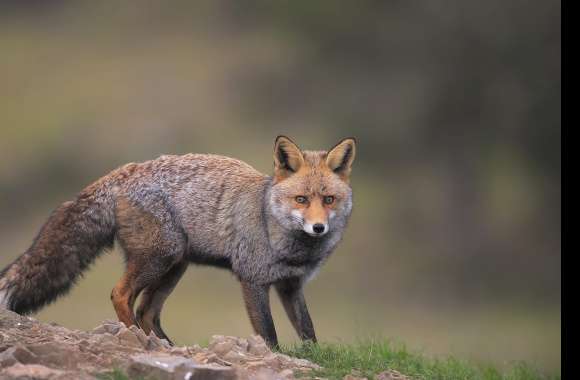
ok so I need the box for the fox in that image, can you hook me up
[0,135,356,347]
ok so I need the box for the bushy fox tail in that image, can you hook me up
[0,179,117,315]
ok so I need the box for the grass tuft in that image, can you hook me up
[280,339,559,380]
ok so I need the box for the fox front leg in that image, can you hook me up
[240,281,278,348]
[275,278,317,343]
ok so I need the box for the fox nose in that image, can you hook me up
[313,224,326,234]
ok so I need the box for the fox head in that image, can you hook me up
[268,135,356,238]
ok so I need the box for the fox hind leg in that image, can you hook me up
[111,263,143,328]
[112,195,186,333]
[111,250,185,330]
[136,260,188,344]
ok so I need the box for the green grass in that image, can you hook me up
[280,340,559,380]
[96,369,132,380]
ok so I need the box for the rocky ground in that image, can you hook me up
[0,309,408,380]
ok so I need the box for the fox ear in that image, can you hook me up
[326,137,356,179]
[273,136,304,180]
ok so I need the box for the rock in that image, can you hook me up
[0,363,67,379]
[92,322,122,336]
[0,309,335,380]
[127,354,237,380]
[126,354,191,379]
[374,369,410,380]
[234,338,249,353]
[278,368,295,379]
[251,367,282,380]
[263,352,315,371]
[115,328,144,349]
[240,361,261,372]
[0,346,37,367]
[344,375,368,380]
[68,330,90,341]
[146,339,164,352]
[85,333,121,355]
[90,326,107,335]
[289,356,318,369]
[247,336,269,356]
[0,310,34,331]
[263,353,284,371]
[211,340,235,356]
[25,343,81,369]
[168,346,191,357]
[222,350,248,364]
[89,332,119,345]
[344,371,369,380]
[144,332,172,351]
[129,326,150,348]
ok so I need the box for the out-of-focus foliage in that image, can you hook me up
[0,0,560,373]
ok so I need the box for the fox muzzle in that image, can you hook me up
[304,222,328,237]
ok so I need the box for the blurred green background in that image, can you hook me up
[0,0,560,374]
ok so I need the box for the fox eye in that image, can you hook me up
[323,196,335,205]
[295,196,308,204]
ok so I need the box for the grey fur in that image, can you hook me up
[0,143,355,346]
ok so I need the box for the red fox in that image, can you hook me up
[0,136,356,347]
